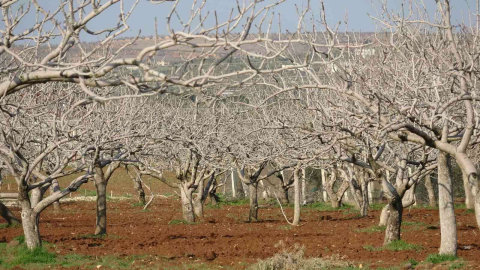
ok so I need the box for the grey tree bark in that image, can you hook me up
[93,160,121,235]
[325,169,349,208]
[132,175,146,205]
[379,204,389,226]
[231,169,245,199]
[292,167,301,225]
[384,199,402,245]
[302,168,307,205]
[193,175,205,218]
[180,183,195,223]
[424,174,437,208]
[248,183,258,222]
[21,206,41,249]
[438,152,457,255]
[94,178,107,235]
[50,179,62,211]
[30,187,44,209]
[462,170,474,209]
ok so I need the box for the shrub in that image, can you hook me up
[426,254,458,264]
[250,242,353,270]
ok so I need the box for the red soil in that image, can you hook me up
[1,197,480,269]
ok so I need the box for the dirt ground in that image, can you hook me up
[1,195,480,269]
[2,173,480,269]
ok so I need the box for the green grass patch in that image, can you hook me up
[220,198,250,206]
[426,254,458,264]
[168,219,197,225]
[58,253,92,268]
[80,189,97,197]
[77,234,121,240]
[0,238,57,268]
[407,259,419,268]
[448,261,465,270]
[402,221,427,226]
[206,203,222,209]
[461,209,475,215]
[412,204,438,210]
[385,240,422,251]
[370,203,386,211]
[402,221,428,231]
[363,240,422,252]
[277,225,292,230]
[304,202,353,212]
[13,235,25,244]
[363,245,377,251]
[10,246,56,265]
[355,225,386,233]
[131,202,146,207]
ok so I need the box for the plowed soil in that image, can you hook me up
[2,195,480,269]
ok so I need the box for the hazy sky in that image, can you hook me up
[13,0,478,42]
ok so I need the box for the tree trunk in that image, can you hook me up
[438,152,457,255]
[209,192,219,205]
[424,174,437,208]
[331,199,341,208]
[360,181,369,217]
[30,187,43,209]
[384,200,402,245]
[193,198,203,218]
[231,169,245,199]
[292,168,301,226]
[20,201,41,249]
[94,180,107,235]
[0,201,20,225]
[379,204,389,226]
[462,170,474,209]
[193,175,205,218]
[180,184,195,223]
[50,179,62,211]
[302,168,307,205]
[132,176,146,205]
[280,171,290,204]
[282,186,289,204]
[321,169,328,202]
[248,184,258,222]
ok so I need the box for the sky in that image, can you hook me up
[12,0,479,42]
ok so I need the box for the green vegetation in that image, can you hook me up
[412,204,438,210]
[250,244,354,270]
[0,223,16,229]
[355,225,386,233]
[304,202,353,212]
[448,261,465,270]
[402,221,427,226]
[219,197,250,206]
[407,259,419,268]
[168,219,197,225]
[0,236,150,270]
[401,221,428,231]
[364,240,422,252]
[277,225,292,230]
[76,234,122,240]
[0,236,56,268]
[369,203,386,211]
[80,189,97,197]
[131,202,146,207]
[460,208,475,215]
[426,254,458,264]
[205,203,222,209]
